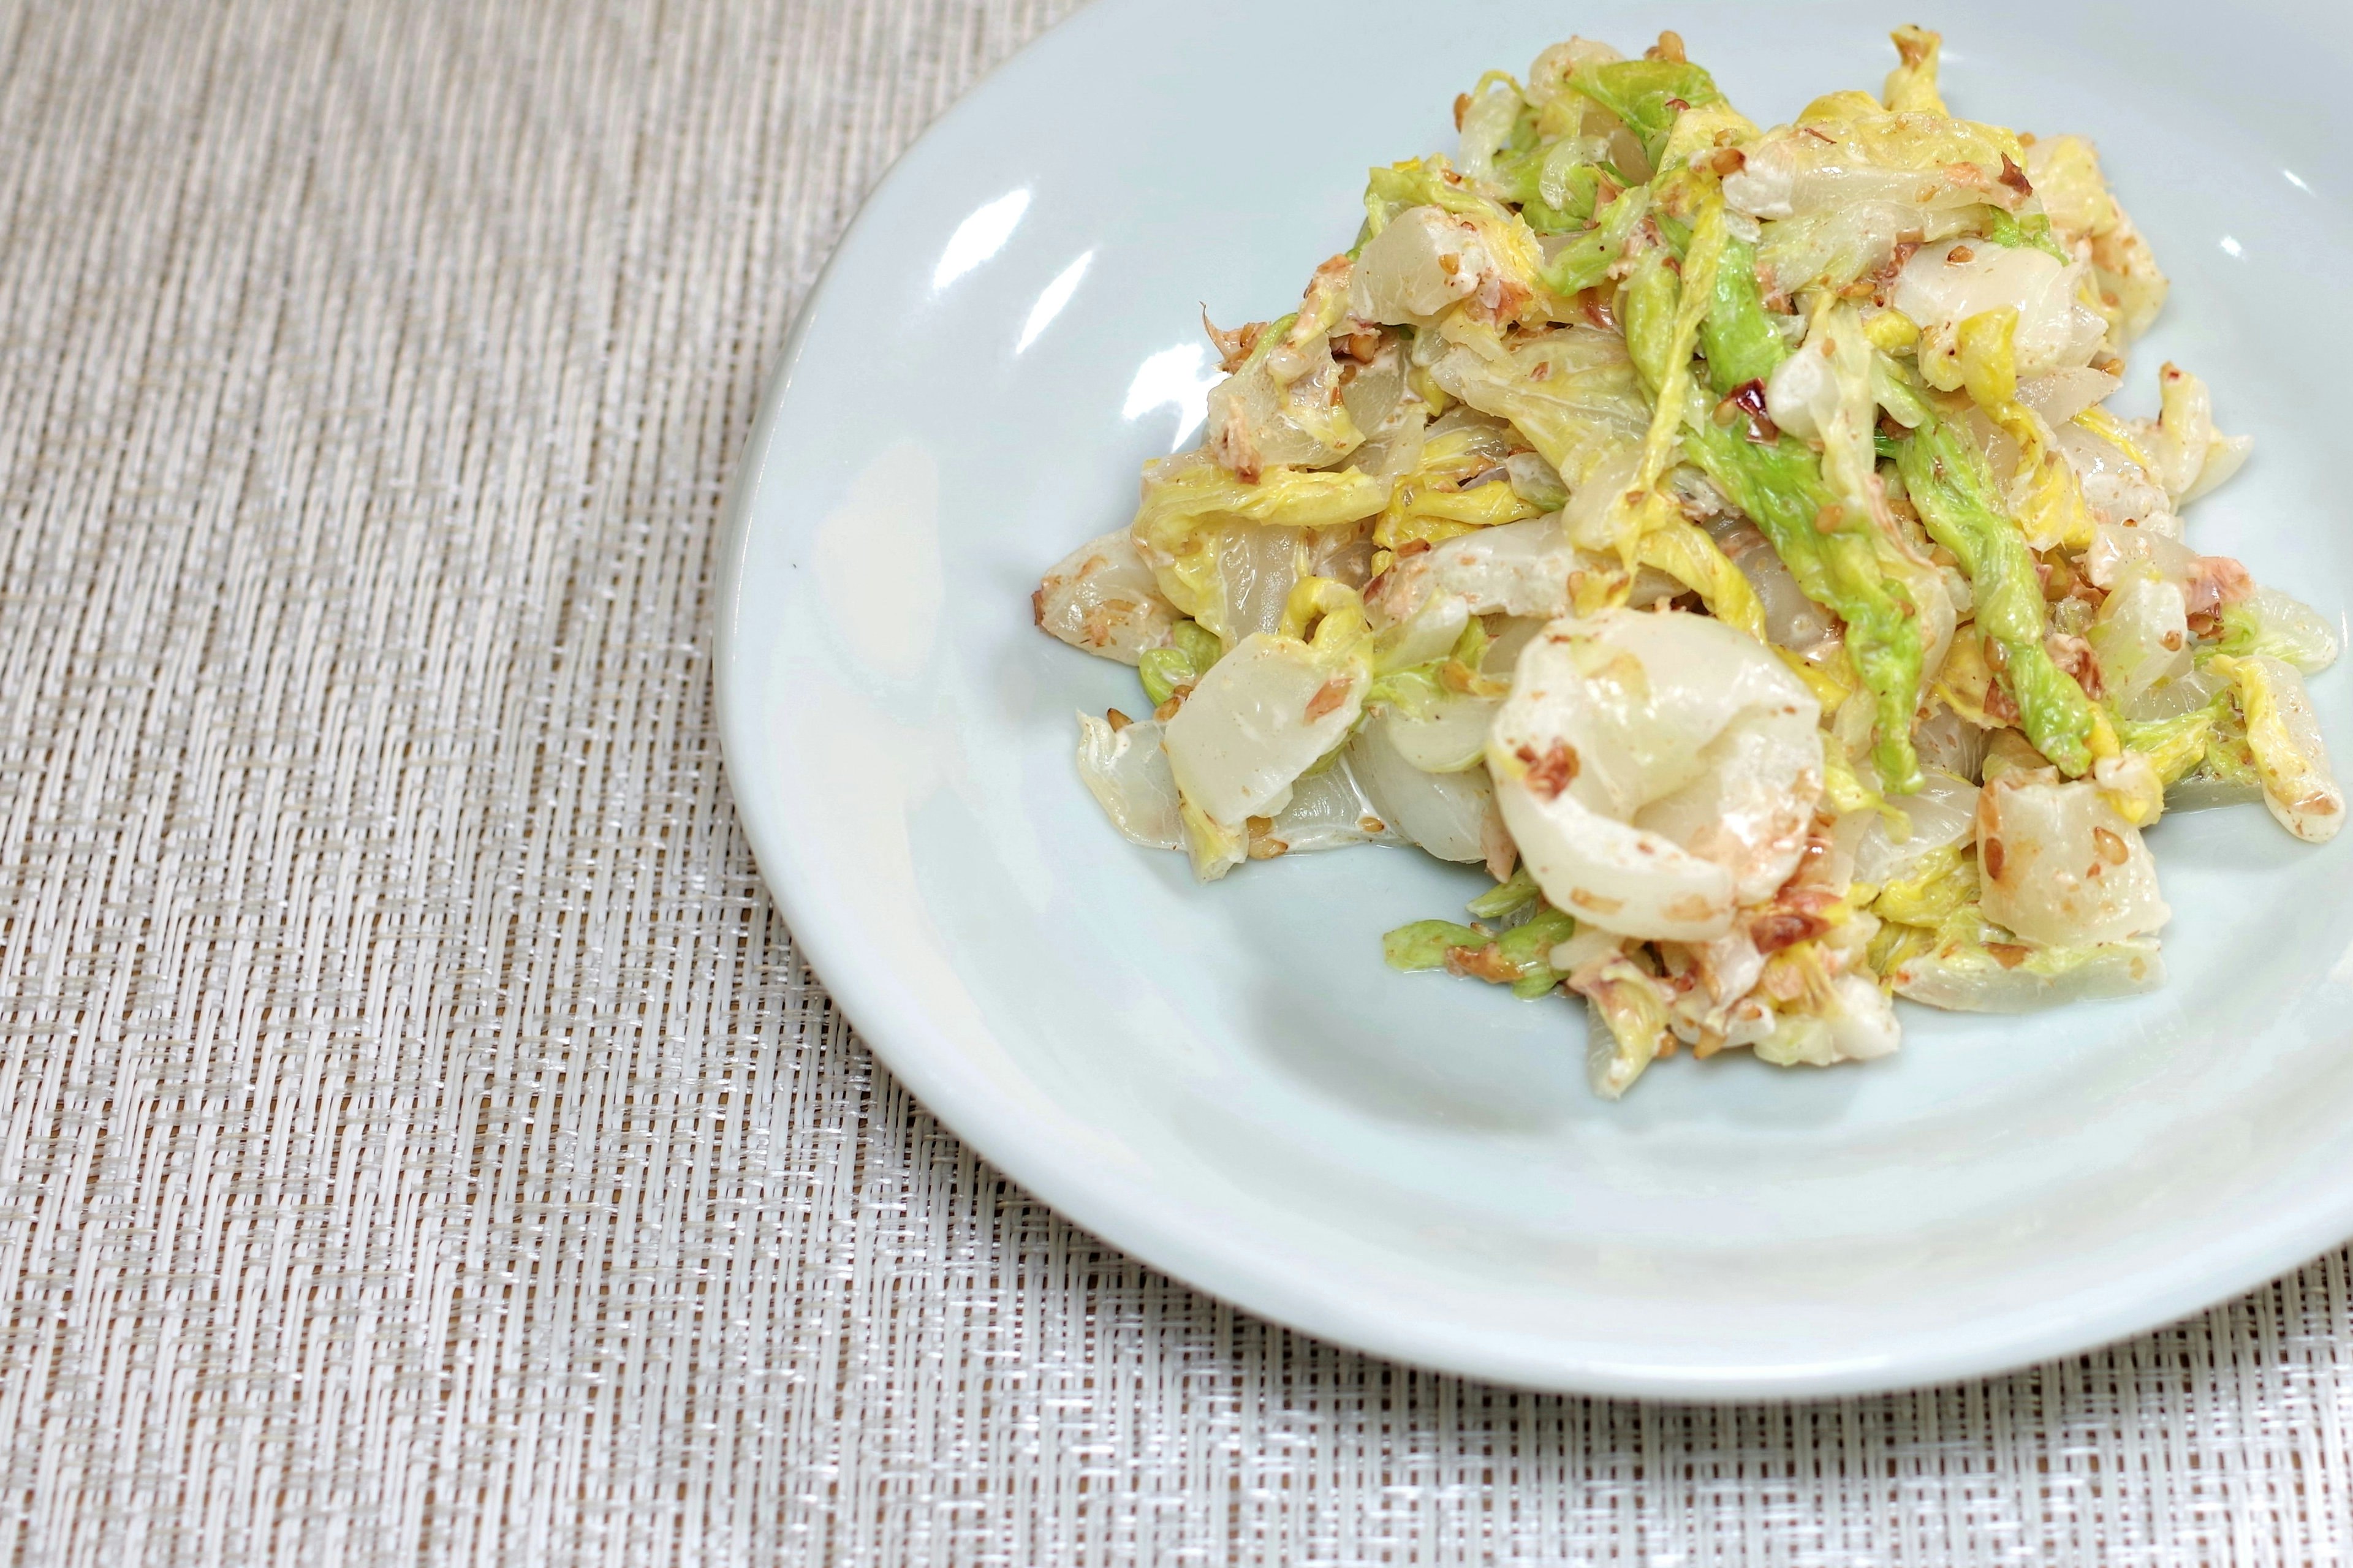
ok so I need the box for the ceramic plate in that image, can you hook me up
[716,0,2353,1397]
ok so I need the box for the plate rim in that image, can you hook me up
[713,0,2353,1399]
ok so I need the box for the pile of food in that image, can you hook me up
[1032,26,2341,1098]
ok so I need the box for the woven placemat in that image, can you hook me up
[0,1,2347,1562]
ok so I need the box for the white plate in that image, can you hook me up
[717,0,2353,1397]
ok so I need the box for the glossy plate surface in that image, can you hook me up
[716,0,2353,1396]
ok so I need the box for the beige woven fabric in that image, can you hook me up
[1,1,2350,1562]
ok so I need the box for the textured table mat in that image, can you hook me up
[1,2,2349,1562]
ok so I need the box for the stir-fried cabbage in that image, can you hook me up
[1894,240,2105,390]
[2213,586,2340,675]
[1131,452,1387,643]
[2208,654,2344,843]
[1754,972,1902,1067]
[1032,23,2341,1098]
[2024,134,2168,350]
[1348,713,1495,861]
[1489,608,1821,941]
[1259,754,1406,857]
[1162,581,1378,877]
[1372,512,1577,627]
[1075,711,1182,848]
[1891,928,2165,1012]
[1421,320,1651,491]
[1852,769,1979,885]
[2088,572,2192,716]
[1977,768,2169,945]
[1037,529,1181,665]
[2136,363,2252,507]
